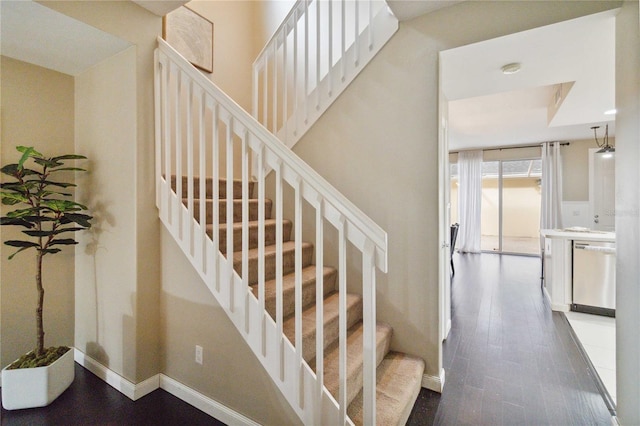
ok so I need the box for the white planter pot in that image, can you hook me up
[1,348,75,410]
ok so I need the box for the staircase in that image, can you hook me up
[174,176,424,424]
[155,0,424,421]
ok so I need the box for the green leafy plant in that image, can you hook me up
[1,146,92,363]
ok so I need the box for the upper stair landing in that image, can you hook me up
[252,0,399,151]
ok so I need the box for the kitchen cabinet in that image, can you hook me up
[540,229,615,312]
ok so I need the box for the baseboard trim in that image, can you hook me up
[543,287,570,312]
[73,348,157,401]
[72,348,256,425]
[159,375,260,426]
[422,368,445,393]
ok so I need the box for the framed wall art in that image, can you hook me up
[163,6,213,73]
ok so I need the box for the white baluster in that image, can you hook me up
[328,0,333,97]
[187,79,194,256]
[162,58,171,222]
[362,239,376,426]
[314,194,325,425]
[368,0,374,50]
[316,0,321,110]
[242,130,250,332]
[304,0,309,124]
[198,89,207,272]
[154,50,162,209]
[212,102,220,291]
[338,214,347,424]
[272,43,278,134]
[283,28,289,144]
[354,0,360,67]
[175,70,183,235]
[252,63,258,121]
[262,55,268,129]
[258,145,267,356]
[294,176,303,408]
[341,0,346,82]
[275,159,285,380]
[292,10,298,137]
[226,116,235,311]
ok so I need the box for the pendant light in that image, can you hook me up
[591,124,614,156]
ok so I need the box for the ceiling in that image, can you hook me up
[441,9,617,151]
[0,1,131,76]
[386,0,464,21]
[1,1,617,151]
[132,0,187,17]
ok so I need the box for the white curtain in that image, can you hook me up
[458,150,483,253]
[541,142,564,231]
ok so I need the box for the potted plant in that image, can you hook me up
[0,146,92,410]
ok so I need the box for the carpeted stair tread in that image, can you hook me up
[250,265,337,319]
[232,241,314,284]
[189,198,273,224]
[347,351,425,426]
[283,292,363,363]
[212,219,292,253]
[172,175,254,199]
[321,322,393,406]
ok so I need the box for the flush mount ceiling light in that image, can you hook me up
[501,62,521,75]
[604,109,617,115]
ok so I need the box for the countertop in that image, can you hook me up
[540,228,615,242]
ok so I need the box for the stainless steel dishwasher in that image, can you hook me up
[572,240,616,317]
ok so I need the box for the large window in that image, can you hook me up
[451,158,541,256]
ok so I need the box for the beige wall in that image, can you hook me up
[562,137,605,201]
[42,0,163,382]
[74,47,138,379]
[0,57,76,368]
[187,0,257,112]
[160,229,301,425]
[253,0,295,51]
[289,1,621,378]
[177,0,258,178]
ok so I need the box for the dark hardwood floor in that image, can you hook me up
[407,252,612,425]
[1,364,225,426]
[2,253,610,425]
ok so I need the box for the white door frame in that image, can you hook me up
[438,54,452,349]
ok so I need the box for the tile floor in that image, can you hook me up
[565,311,617,403]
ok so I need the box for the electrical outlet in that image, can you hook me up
[195,345,203,365]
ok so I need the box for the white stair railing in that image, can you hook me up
[252,0,398,150]
[155,37,387,425]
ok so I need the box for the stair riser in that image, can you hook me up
[261,269,337,320]
[172,176,254,199]
[234,244,314,285]
[298,299,363,363]
[215,221,292,254]
[343,329,391,407]
[322,324,393,407]
[189,199,273,224]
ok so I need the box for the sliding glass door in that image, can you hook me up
[484,159,542,255]
[502,159,542,254]
[451,158,541,256]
